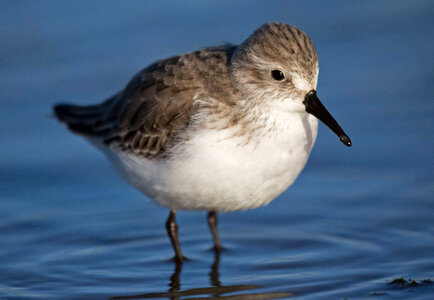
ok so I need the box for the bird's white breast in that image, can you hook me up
[104,111,318,212]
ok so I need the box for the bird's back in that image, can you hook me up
[54,45,237,158]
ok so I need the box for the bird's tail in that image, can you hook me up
[53,96,115,136]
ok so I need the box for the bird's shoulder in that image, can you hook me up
[102,44,238,158]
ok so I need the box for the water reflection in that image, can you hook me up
[209,249,221,288]
[112,249,292,299]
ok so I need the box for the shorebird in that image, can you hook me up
[54,22,351,262]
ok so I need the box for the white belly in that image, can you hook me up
[103,112,318,212]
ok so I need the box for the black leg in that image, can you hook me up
[207,211,221,251]
[166,210,183,262]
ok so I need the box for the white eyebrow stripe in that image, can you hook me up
[292,75,310,92]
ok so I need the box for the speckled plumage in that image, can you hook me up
[55,45,238,158]
[54,23,319,160]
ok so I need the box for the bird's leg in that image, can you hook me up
[207,211,222,251]
[166,210,184,262]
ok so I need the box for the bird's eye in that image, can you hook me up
[271,70,285,81]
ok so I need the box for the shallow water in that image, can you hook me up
[1,1,433,299]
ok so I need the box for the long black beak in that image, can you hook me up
[303,90,351,147]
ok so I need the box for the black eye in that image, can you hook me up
[271,70,285,81]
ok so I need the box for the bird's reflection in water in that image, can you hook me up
[112,249,292,299]
[209,248,221,288]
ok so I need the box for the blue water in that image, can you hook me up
[1,1,433,299]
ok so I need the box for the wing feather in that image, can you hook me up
[54,45,237,158]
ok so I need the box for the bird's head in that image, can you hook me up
[230,22,351,146]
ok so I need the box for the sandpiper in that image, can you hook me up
[54,22,351,262]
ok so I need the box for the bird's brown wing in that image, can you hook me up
[54,46,236,158]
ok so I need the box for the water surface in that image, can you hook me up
[1,1,433,299]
